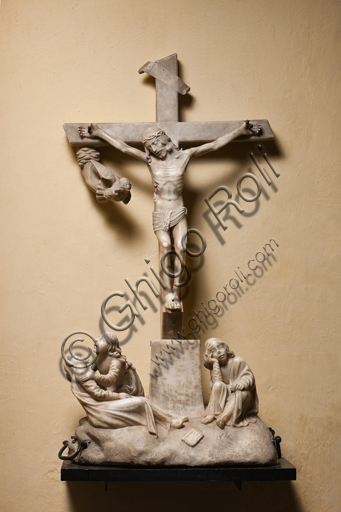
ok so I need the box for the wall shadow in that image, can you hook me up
[67,478,303,512]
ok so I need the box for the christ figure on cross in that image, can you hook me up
[78,120,261,312]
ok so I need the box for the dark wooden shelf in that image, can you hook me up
[61,457,296,483]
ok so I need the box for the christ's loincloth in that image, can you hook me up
[152,207,187,233]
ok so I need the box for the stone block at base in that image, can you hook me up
[68,416,278,466]
[149,339,204,417]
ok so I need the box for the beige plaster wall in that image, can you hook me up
[0,0,340,510]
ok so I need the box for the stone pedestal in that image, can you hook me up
[149,339,204,417]
[68,416,279,466]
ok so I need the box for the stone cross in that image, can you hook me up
[63,54,274,339]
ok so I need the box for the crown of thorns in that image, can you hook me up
[141,130,166,144]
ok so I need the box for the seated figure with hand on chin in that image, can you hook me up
[201,338,259,429]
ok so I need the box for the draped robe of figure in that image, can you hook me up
[205,356,259,427]
[70,372,175,437]
[78,151,131,204]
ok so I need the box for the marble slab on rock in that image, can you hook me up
[149,339,204,417]
[68,416,278,466]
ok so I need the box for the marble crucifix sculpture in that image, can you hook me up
[64,54,274,338]
[60,55,281,467]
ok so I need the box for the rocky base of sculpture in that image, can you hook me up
[67,416,278,466]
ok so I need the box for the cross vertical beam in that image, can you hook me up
[153,55,183,338]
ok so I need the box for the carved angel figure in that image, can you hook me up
[201,338,259,428]
[76,148,132,205]
[64,332,188,437]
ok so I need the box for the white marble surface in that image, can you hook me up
[68,415,278,466]
[149,339,205,417]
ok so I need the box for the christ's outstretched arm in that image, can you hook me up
[79,124,148,163]
[186,120,261,160]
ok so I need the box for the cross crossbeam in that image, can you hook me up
[64,119,274,148]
